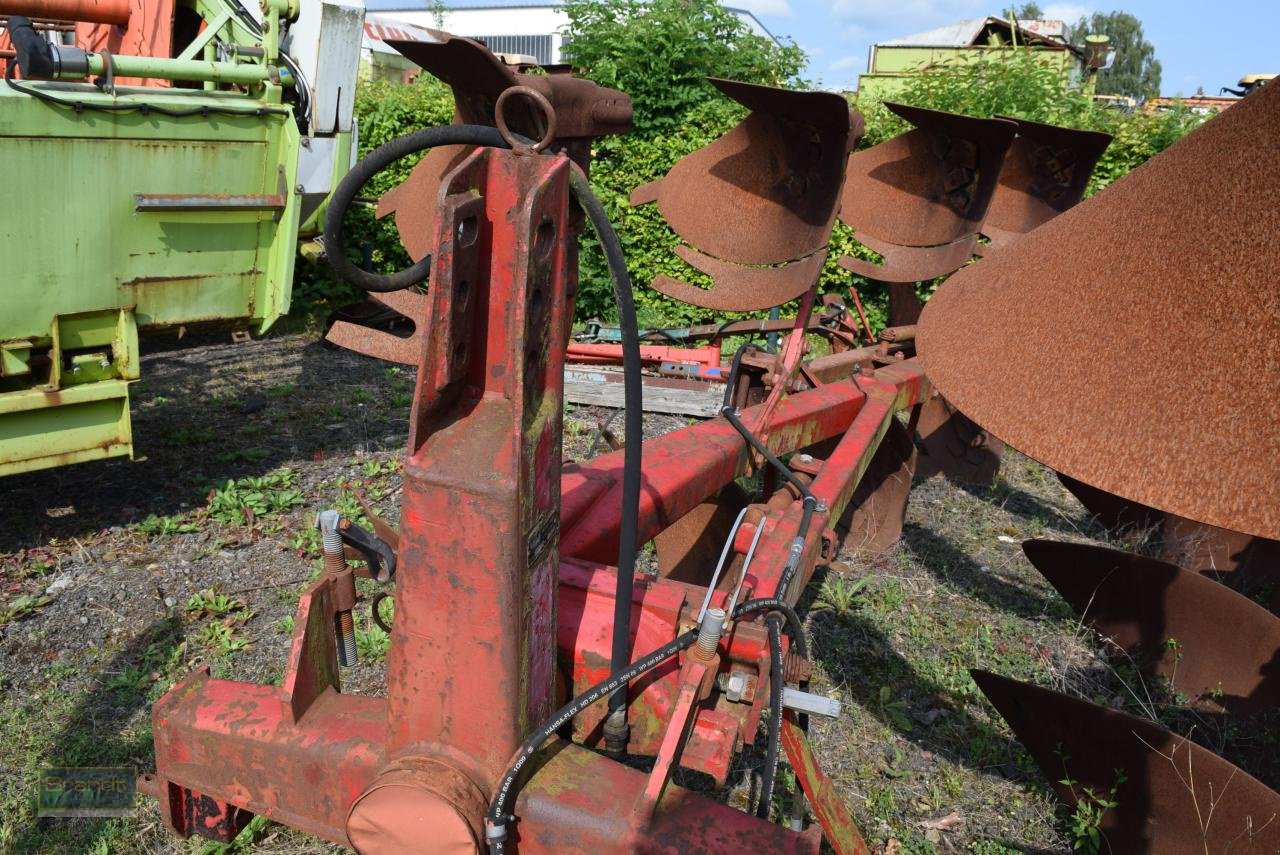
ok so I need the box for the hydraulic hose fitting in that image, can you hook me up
[696,607,726,654]
[317,510,358,667]
[602,709,630,759]
[686,607,726,701]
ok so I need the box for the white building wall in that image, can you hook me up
[391,7,570,62]
[383,4,772,65]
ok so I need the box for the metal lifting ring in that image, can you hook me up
[494,85,557,154]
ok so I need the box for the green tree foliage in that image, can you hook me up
[1071,10,1161,99]
[560,0,806,135]
[1003,3,1043,20]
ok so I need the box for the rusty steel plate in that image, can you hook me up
[1058,476,1280,609]
[388,36,630,139]
[981,118,1112,249]
[1024,539,1280,715]
[377,145,475,262]
[631,78,859,266]
[1057,473,1165,534]
[836,417,916,556]
[914,395,1004,485]
[325,289,428,365]
[974,670,1280,855]
[654,483,751,584]
[838,232,977,284]
[918,81,1280,540]
[651,245,828,312]
[1159,515,1280,611]
[840,104,1017,248]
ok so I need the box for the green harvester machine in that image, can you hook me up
[0,0,364,475]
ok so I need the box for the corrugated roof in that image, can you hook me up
[881,18,988,47]
[880,16,1069,48]
[362,0,776,42]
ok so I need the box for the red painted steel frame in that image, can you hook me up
[566,341,724,378]
[562,360,927,593]
[150,146,927,854]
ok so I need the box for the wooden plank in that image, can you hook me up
[563,367,723,418]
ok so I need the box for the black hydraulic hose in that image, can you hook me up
[719,344,820,600]
[486,628,699,854]
[773,497,816,600]
[6,17,56,78]
[326,125,647,831]
[720,345,817,504]
[486,597,798,852]
[731,598,806,826]
[757,613,786,819]
[4,59,291,118]
[719,406,817,600]
[731,597,806,658]
[719,347,826,823]
[568,164,644,737]
[323,124,508,292]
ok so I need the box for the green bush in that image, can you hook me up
[561,0,805,136]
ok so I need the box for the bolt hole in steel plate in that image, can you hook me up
[917,75,1280,540]
[534,218,556,260]
[457,215,479,247]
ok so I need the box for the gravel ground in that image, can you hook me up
[1,328,1274,854]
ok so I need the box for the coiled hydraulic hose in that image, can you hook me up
[323,125,507,293]
[323,132,643,659]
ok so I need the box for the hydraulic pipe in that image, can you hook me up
[76,53,293,85]
[0,0,129,25]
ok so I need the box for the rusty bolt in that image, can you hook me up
[783,651,812,684]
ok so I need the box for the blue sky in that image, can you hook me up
[738,0,1279,95]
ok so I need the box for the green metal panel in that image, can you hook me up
[1,86,301,339]
[857,46,1077,104]
[0,381,133,475]
[0,82,301,476]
